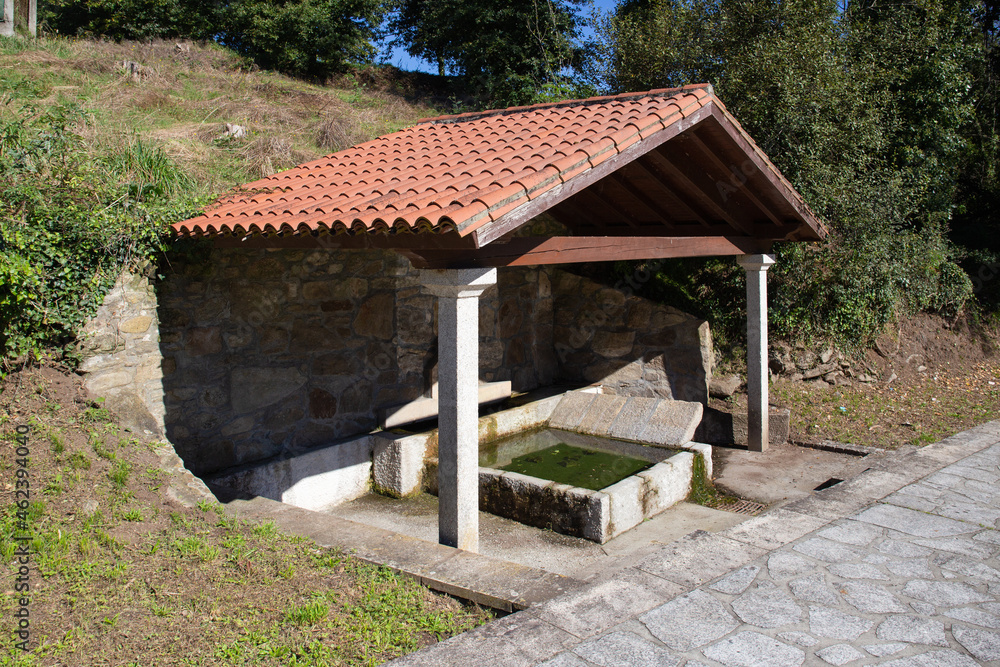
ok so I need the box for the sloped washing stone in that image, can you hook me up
[701,631,805,667]
[548,391,597,431]
[608,397,659,442]
[640,589,738,652]
[572,631,681,667]
[636,399,703,446]
[577,395,628,437]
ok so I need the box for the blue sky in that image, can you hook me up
[379,0,618,73]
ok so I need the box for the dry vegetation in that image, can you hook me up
[0,37,437,191]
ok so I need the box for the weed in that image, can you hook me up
[109,459,131,488]
[90,430,115,460]
[252,521,278,538]
[49,430,65,453]
[283,599,329,626]
[68,451,91,470]
[119,508,144,522]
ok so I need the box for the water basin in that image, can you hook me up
[481,428,658,491]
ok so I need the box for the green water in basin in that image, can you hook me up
[501,443,652,491]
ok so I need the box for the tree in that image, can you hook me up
[388,0,592,106]
[593,0,982,347]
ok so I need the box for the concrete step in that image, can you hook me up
[225,495,583,612]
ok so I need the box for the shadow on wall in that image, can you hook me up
[155,245,554,478]
[78,242,714,497]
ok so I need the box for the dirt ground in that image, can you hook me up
[710,313,1000,450]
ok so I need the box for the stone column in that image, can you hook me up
[737,254,775,452]
[421,268,497,552]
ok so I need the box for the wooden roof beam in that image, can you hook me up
[402,236,774,269]
[645,145,755,236]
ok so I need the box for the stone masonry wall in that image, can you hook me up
[79,247,552,476]
[77,270,167,438]
[551,271,712,403]
[79,247,712,480]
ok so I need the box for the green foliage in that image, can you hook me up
[219,0,387,79]
[41,0,387,79]
[389,0,593,106]
[594,0,983,348]
[0,98,201,366]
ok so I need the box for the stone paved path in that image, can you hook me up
[388,422,1000,666]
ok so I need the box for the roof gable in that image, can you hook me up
[174,86,825,245]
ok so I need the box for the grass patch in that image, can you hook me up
[0,366,492,665]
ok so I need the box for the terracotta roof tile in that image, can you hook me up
[173,85,801,241]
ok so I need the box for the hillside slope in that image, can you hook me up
[0,37,436,195]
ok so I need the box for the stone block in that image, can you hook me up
[230,367,307,413]
[354,293,394,339]
[636,400,702,446]
[119,315,153,334]
[637,454,692,514]
[184,327,222,356]
[537,578,665,640]
[604,475,644,536]
[372,432,428,496]
[641,589,739,651]
[576,394,628,437]
[592,331,635,358]
[548,391,596,431]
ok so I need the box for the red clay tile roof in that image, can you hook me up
[173,85,822,243]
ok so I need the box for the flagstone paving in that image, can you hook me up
[389,422,1000,666]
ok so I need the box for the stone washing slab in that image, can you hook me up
[550,391,703,448]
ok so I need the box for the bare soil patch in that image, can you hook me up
[761,313,1000,449]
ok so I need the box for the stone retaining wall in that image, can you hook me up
[551,272,712,403]
[79,246,714,479]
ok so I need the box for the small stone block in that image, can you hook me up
[816,644,865,666]
[608,397,659,441]
[577,394,628,437]
[636,400,703,446]
[548,391,597,431]
[702,631,805,667]
[640,589,738,652]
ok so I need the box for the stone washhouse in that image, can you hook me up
[79,86,826,552]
